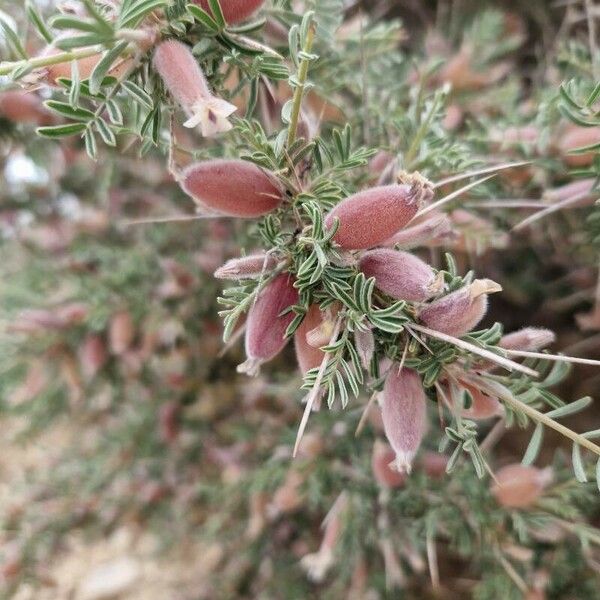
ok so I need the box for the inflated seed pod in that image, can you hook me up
[153,40,236,136]
[325,183,428,250]
[359,249,441,302]
[418,279,502,337]
[238,273,299,376]
[543,179,597,206]
[458,380,503,420]
[214,253,277,280]
[193,0,265,24]
[180,159,284,218]
[499,328,555,352]
[557,125,600,167]
[294,304,326,374]
[381,366,428,473]
[371,439,406,488]
[491,464,553,508]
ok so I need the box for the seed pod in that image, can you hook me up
[153,40,236,136]
[543,179,597,207]
[294,304,327,374]
[109,310,135,355]
[80,334,107,380]
[557,125,600,167]
[354,326,375,370]
[238,273,299,376]
[385,212,454,249]
[419,451,448,479]
[371,439,406,488]
[381,366,428,473]
[325,182,429,250]
[491,464,553,508]
[458,380,503,420]
[180,159,283,218]
[214,253,277,280]
[418,279,502,337]
[0,90,53,125]
[359,249,441,302]
[193,0,265,24]
[499,328,555,352]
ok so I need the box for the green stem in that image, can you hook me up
[0,47,100,76]
[286,24,316,148]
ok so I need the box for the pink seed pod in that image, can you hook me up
[499,328,555,352]
[419,451,448,479]
[239,273,299,376]
[354,326,375,370]
[359,249,441,302]
[79,334,107,380]
[385,212,454,249]
[325,182,429,250]
[0,90,53,125]
[491,464,553,508]
[214,253,277,280]
[543,179,597,207]
[418,279,502,337]
[381,366,428,473]
[153,40,236,136]
[557,125,600,167]
[294,304,327,374]
[458,380,503,420]
[193,0,265,24]
[109,310,135,355]
[371,439,406,488]
[180,159,284,218]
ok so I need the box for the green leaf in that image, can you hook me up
[122,80,153,109]
[546,396,592,419]
[120,0,167,28]
[26,1,53,43]
[37,123,87,138]
[94,117,116,146]
[50,16,101,33]
[522,423,543,466]
[572,443,588,483]
[84,128,97,159]
[187,4,220,31]
[0,13,27,59]
[89,40,129,95]
[45,100,95,121]
[207,0,226,27]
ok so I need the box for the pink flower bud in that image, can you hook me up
[385,212,454,249]
[239,274,299,375]
[354,326,375,370]
[418,279,502,337]
[294,304,326,374]
[499,328,555,352]
[325,182,429,250]
[193,0,265,24]
[371,439,406,488]
[381,366,428,473]
[79,334,107,380]
[359,249,441,302]
[491,464,553,508]
[153,40,236,136]
[180,159,283,218]
[214,253,277,280]
[109,310,135,355]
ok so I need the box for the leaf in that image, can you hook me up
[26,1,53,43]
[522,423,543,466]
[207,0,225,27]
[45,100,94,121]
[89,40,129,95]
[122,80,153,109]
[546,396,592,420]
[0,13,27,59]
[84,128,97,159]
[94,117,116,146]
[37,123,87,138]
[572,443,588,483]
[119,0,167,28]
[50,16,100,33]
[186,4,220,31]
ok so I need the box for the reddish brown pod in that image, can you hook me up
[557,125,600,167]
[458,380,503,420]
[180,159,284,218]
[359,249,441,302]
[491,464,553,508]
[381,366,428,473]
[294,304,327,374]
[238,273,299,376]
[153,40,236,136]
[325,182,431,250]
[193,0,265,24]
[371,440,406,488]
[0,90,53,125]
[418,279,502,337]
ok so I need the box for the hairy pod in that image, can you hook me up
[109,310,135,355]
[385,212,454,249]
[381,366,428,473]
[458,380,503,420]
[557,125,600,167]
[180,159,283,218]
[239,274,299,376]
[371,440,406,488]
[193,0,265,24]
[153,40,236,136]
[543,179,597,207]
[0,90,53,125]
[359,249,441,302]
[491,464,553,508]
[294,304,327,374]
[325,183,428,250]
[499,328,555,352]
[214,253,277,280]
[418,279,502,337]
